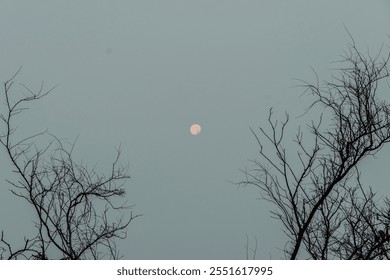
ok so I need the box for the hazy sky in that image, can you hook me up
[1,1,390,259]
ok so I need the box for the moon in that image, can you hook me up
[190,124,201,135]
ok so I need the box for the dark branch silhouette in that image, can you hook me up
[0,70,141,259]
[239,38,390,259]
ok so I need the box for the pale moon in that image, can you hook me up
[190,124,201,135]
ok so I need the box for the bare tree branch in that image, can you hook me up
[239,37,390,259]
[0,71,141,259]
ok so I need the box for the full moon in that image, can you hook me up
[190,124,201,135]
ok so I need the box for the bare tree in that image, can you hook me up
[0,69,140,259]
[239,37,390,259]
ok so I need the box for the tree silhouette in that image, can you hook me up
[0,69,140,259]
[239,37,390,259]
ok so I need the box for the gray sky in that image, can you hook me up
[1,1,390,259]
